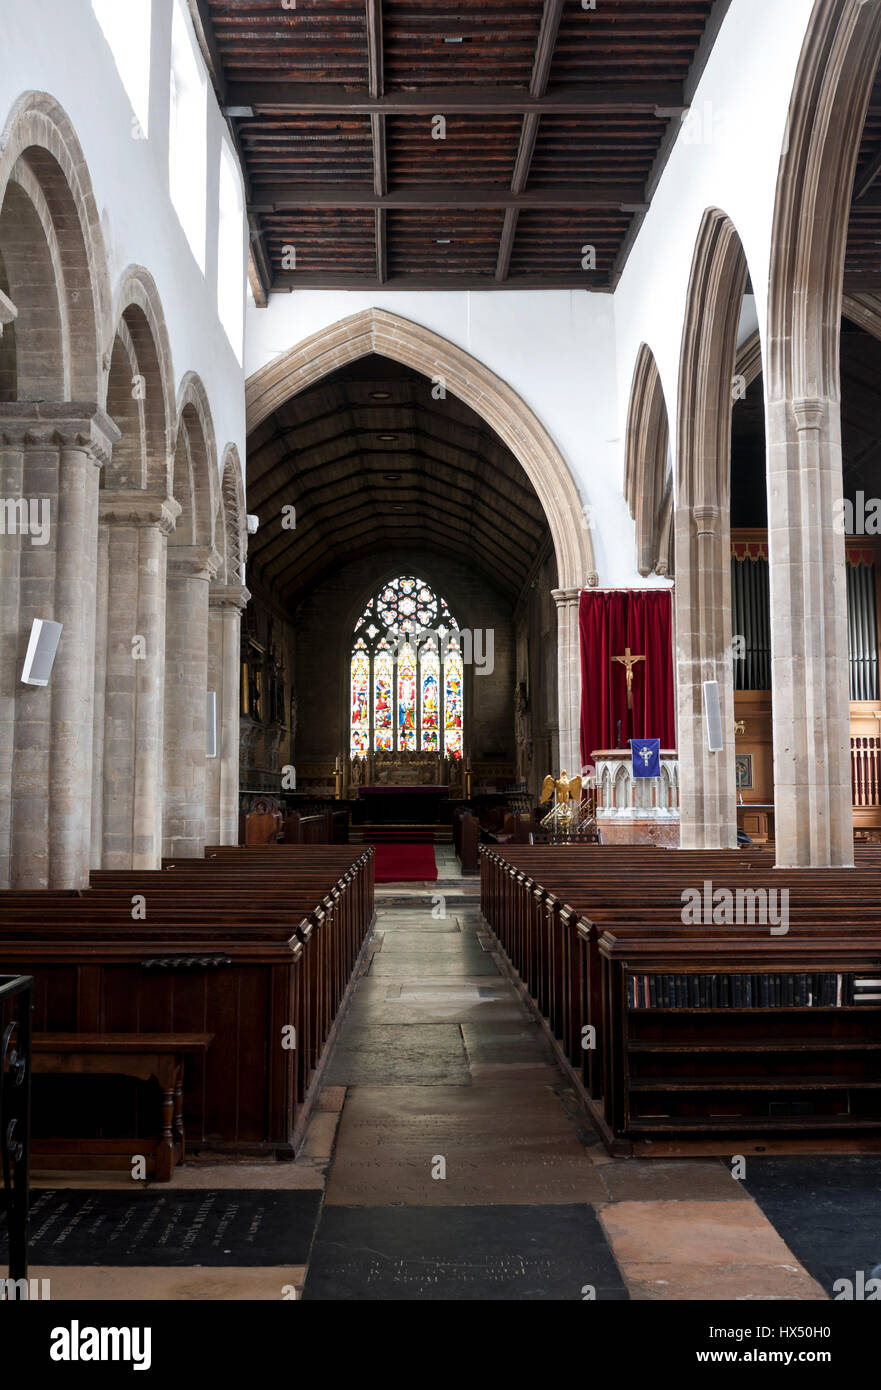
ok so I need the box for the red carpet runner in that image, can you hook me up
[372,843,438,883]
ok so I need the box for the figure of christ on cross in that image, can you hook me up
[612,646,646,709]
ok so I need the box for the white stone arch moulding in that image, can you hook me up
[173,370,220,553]
[623,342,673,578]
[0,90,111,400]
[245,308,598,591]
[218,443,248,586]
[105,266,177,490]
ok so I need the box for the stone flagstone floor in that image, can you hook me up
[21,859,858,1301]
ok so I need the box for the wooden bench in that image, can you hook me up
[31,1032,213,1181]
[479,843,881,1153]
[0,846,376,1160]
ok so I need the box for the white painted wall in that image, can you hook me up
[0,0,247,480]
[612,0,814,494]
[245,0,815,590]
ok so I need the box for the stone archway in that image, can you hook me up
[675,208,751,851]
[0,92,116,888]
[246,307,595,775]
[624,344,672,579]
[92,269,178,871]
[163,373,221,858]
[765,0,881,867]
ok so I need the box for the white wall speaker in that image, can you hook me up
[21,619,63,686]
[206,690,217,758]
[702,679,723,752]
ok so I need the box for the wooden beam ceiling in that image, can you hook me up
[246,356,551,603]
[201,0,716,291]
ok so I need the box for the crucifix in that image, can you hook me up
[612,646,645,709]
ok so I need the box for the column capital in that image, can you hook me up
[551,586,582,609]
[99,490,182,533]
[167,545,223,582]
[792,396,827,432]
[210,584,251,612]
[692,504,722,539]
[0,401,120,464]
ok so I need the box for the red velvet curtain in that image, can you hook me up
[579,590,675,766]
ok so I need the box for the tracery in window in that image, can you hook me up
[349,576,464,759]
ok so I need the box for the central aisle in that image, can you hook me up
[301,885,824,1301]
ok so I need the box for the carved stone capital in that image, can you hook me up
[792,396,827,433]
[210,584,251,612]
[167,545,223,582]
[551,586,582,610]
[0,401,121,465]
[693,504,722,540]
[99,491,182,534]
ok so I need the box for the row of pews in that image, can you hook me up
[0,845,374,1178]
[481,843,881,1155]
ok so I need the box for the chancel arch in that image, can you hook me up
[246,308,594,779]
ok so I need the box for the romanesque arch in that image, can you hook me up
[0,92,116,888]
[163,373,221,857]
[91,270,178,870]
[765,0,881,866]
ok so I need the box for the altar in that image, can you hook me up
[356,785,450,824]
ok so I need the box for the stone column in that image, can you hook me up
[766,396,853,867]
[674,503,738,849]
[551,586,582,776]
[206,584,249,846]
[98,493,180,870]
[163,546,221,858]
[0,404,119,888]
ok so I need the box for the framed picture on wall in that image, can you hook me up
[735,753,753,790]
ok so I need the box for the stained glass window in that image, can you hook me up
[397,641,417,751]
[349,576,464,759]
[350,639,370,758]
[444,638,464,760]
[420,641,440,752]
[373,640,394,751]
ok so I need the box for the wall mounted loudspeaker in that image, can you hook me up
[21,619,63,686]
[206,690,217,758]
[702,680,724,752]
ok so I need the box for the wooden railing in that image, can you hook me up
[852,736,881,806]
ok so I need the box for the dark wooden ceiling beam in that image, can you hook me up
[252,183,647,211]
[497,1,563,282]
[271,271,611,291]
[224,82,687,117]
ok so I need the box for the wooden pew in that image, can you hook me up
[0,846,375,1163]
[479,843,881,1153]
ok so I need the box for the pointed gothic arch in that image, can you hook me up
[764,0,881,866]
[624,343,672,578]
[245,308,596,593]
[675,207,752,851]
